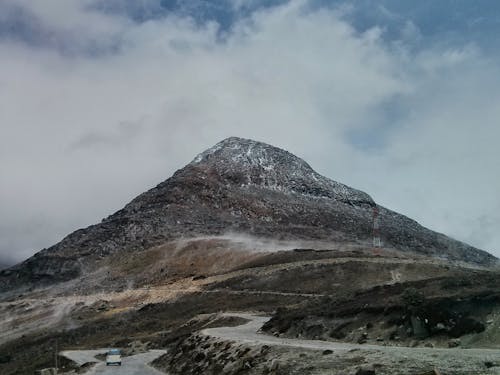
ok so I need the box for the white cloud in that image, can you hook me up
[1,0,500,262]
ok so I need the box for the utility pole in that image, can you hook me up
[372,205,382,254]
[54,338,58,372]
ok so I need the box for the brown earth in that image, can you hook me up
[263,270,500,349]
[1,240,500,375]
[2,138,495,296]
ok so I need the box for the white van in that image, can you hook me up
[106,349,122,366]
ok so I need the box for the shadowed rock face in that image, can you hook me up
[0,137,496,291]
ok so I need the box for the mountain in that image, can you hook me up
[0,137,495,292]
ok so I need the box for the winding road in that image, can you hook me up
[60,313,500,374]
[202,313,500,358]
[199,313,500,373]
[61,349,166,374]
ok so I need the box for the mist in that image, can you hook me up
[2,0,500,262]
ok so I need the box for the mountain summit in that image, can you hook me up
[190,137,373,205]
[0,137,496,292]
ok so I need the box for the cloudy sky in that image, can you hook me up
[1,0,500,264]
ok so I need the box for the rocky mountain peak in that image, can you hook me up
[191,137,313,171]
[0,137,496,293]
[189,137,373,205]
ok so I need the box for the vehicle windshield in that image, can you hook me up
[108,349,121,355]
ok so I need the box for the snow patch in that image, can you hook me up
[190,137,374,205]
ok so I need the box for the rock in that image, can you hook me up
[449,317,485,337]
[435,323,446,331]
[194,352,206,361]
[94,300,111,311]
[448,338,461,348]
[123,340,149,355]
[389,330,399,340]
[1,137,495,292]
[222,361,238,374]
[269,359,279,371]
[357,336,367,344]
[306,324,325,339]
[322,349,333,355]
[34,369,58,375]
[410,316,429,339]
[355,366,376,375]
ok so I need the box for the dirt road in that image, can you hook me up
[203,313,499,354]
[202,313,500,374]
[61,349,166,374]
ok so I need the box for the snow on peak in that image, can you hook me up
[192,137,313,170]
[190,137,374,205]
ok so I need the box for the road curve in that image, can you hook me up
[61,349,166,374]
[202,313,500,356]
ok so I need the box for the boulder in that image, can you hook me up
[410,316,429,339]
[356,366,376,375]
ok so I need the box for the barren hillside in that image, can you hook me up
[1,138,499,375]
[0,138,495,295]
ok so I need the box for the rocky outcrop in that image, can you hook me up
[152,333,276,375]
[263,274,499,348]
[0,137,496,292]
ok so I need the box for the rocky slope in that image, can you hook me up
[0,137,496,292]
